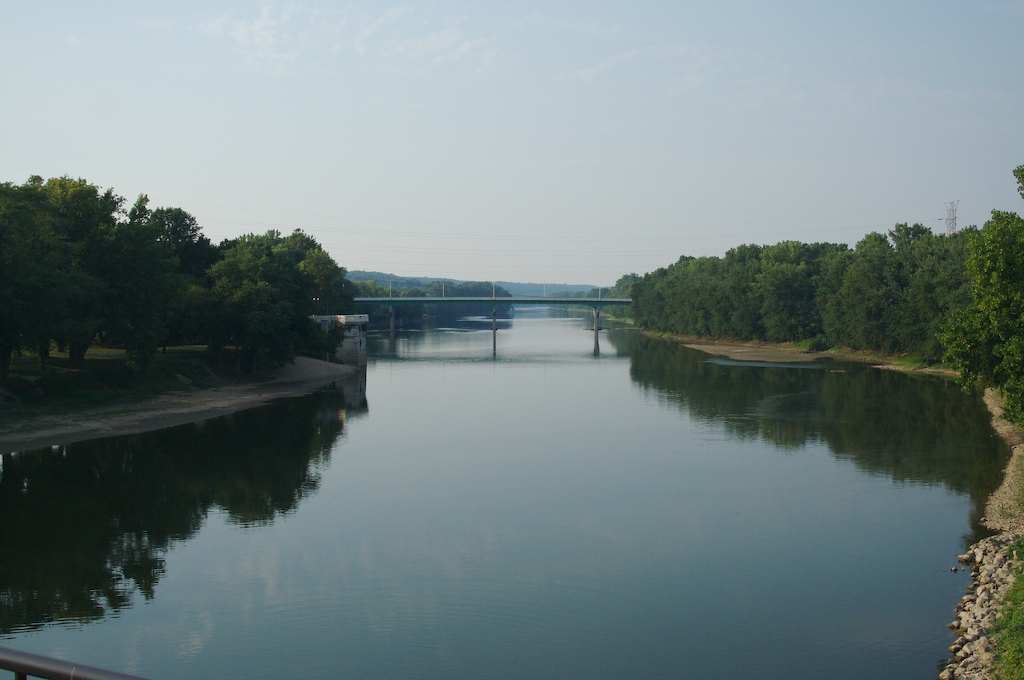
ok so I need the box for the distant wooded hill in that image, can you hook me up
[347,271,596,297]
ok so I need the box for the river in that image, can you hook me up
[0,309,1009,679]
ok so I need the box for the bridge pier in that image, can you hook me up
[389,307,396,347]
[592,307,600,356]
[314,314,369,365]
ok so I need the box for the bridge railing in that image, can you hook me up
[0,646,150,680]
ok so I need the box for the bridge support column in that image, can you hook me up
[492,307,497,354]
[389,307,396,347]
[592,307,600,356]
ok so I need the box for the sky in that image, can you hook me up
[2,1,1022,286]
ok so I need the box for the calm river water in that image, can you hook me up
[0,309,1010,679]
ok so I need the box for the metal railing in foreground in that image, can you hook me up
[0,646,151,680]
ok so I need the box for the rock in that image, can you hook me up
[940,532,1023,680]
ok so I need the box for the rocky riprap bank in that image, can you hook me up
[941,533,1021,679]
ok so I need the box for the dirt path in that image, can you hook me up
[0,357,358,453]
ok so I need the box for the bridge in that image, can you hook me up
[352,295,632,353]
[353,296,630,308]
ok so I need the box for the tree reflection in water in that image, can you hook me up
[0,373,366,635]
[608,331,1009,540]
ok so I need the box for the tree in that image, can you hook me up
[0,180,67,383]
[42,176,124,368]
[149,205,219,282]
[942,201,1024,425]
[209,232,314,372]
[100,203,181,371]
[756,241,822,342]
[299,247,353,316]
[139,202,222,349]
[825,232,895,350]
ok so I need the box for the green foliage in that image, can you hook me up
[632,223,968,362]
[149,204,219,282]
[102,205,182,372]
[42,176,124,367]
[209,232,305,371]
[942,207,1024,425]
[207,229,352,371]
[300,246,353,316]
[0,175,357,382]
[1,348,213,417]
[0,180,65,382]
[610,273,640,299]
[992,538,1024,680]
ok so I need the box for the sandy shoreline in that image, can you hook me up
[979,390,1024,533]
[0,357,358,454]
[683,341,830,363]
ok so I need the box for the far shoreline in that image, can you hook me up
[642,330,957,375]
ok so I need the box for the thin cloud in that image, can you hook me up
[383,20,497,71]
[197,3,300,72]
[567,49,642,83]
[560,43,721,94]
[195,3,495,74]
[352,6,411,56]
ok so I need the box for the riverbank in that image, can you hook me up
[939,388,1024,679]
[635,330,952,371]
[0,357,358,453]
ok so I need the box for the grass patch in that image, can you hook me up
[892,354,935,369]
[792,336,830,352]
[993,538,1024,679]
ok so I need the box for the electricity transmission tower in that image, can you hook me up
[946,200,959,235]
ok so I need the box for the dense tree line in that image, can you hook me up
[0,175,353,383]
[629,164,1024,426]
[630,228,972,361]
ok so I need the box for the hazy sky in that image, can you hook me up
[3,1,1022,286]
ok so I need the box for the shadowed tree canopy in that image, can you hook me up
[0,180,66,383]
[0,177,362,380]
[147,202,219,283]
[208,230,348,372]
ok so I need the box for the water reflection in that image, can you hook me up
[368,310,623,363]
[0,375,366,635]
[609,332,1009,539]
